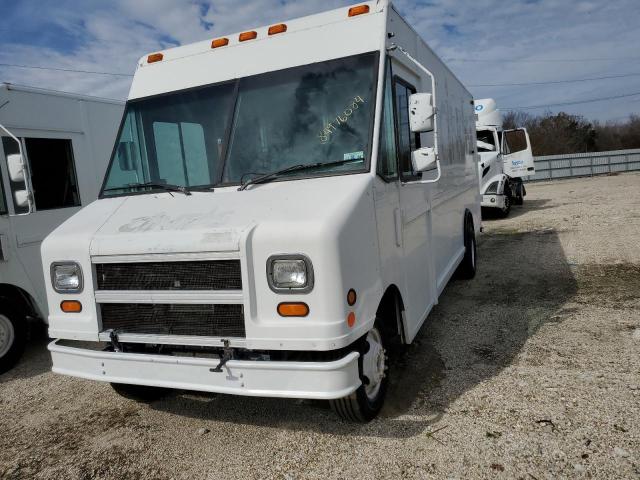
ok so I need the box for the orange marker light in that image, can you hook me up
[268,23,287,35]
[347,289,357,306]
[239,31,258,42]
[147,53,164,63]
[61,300,82,313]
[211,37,229,48]
[348,5,370,17]
[277,302,309,317]
[347,312,356,328]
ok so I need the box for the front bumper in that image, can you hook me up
[48,340,361,400]
[482,194,506,209]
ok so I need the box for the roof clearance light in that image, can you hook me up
[239,31,258,42]
[147,53,164,63]
[348,4,370,17]
[268,23,287,35]
[211,37,229,48]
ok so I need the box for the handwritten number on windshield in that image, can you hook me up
[319,96,365,144]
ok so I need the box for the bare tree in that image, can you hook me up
[502,111,639,155]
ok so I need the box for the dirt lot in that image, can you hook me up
[1,173,639,479]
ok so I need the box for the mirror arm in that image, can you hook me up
[388,43,439,159]
[411,160,441,185]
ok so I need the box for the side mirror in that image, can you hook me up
[411,147,437,172]
[14,190,30,209]
[117,142,137,171]
[7,153,25,182]
[409,93,435,133]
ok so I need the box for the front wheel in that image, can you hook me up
[330,326,388,422]
[0,305,27,375]
[456,214,477,279]
[514,180,525,205]
[499,186,512,218]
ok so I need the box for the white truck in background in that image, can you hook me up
[474,98,535,217]
[42,0,481,422]
[0,84,123,373]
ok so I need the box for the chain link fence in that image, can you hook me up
[526,148,640,181]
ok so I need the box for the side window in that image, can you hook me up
[1,136,28,214]
[377,60,398,180]
[25,138,81,210]
[152,121,208,186]
[393,78,421,180]
[503,129,528,154]
[107,111,146,190]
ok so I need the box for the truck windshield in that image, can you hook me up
[101,52,378,196]
[476,129,496,152]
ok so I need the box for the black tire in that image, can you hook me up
[0,304,27,375]
[499,185,512,218]
[330,326,388,422]
[456,213,477,279]
[111,383,169,402]
[514,191,524,206]
[514,180,524,205]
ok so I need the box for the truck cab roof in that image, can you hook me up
[129,1,387,100]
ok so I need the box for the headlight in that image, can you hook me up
[51,262,83,293]
[267,255,314,293]
[485,181,499,194]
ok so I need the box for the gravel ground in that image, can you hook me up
[1,172,639,479]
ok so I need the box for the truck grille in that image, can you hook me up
[100,303,245,338]
[95,260,241,291]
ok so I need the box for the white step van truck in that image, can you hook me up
[474,98,535,217]
[0,84,122,373]
[43,1,480,421]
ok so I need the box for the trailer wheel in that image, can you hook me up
[110,383,169,402]
[0,305,27,375]
[330,326,388,422]
[456,214,477,279]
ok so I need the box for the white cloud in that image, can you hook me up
[1,0,639,121]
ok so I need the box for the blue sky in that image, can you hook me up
[1,0,639,122]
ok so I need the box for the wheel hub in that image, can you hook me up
[0,314,15,358]
[362,328,386,400]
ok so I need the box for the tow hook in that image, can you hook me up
[108,329,122,352]
[210,340,233,373]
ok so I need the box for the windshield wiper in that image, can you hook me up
[238,159,363,191]
[104,182,192,196]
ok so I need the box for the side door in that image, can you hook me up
[502,128,535,177]
[393,75,436,341]
[1,133,84,315]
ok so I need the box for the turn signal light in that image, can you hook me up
[347,312,356,328]
[348,5,370,17]
[239,31,258,42]
[268,23,287,35]
[147,53,164,63]
[211,37,229,48]
[60,300,82,313]
[277,302,309,317]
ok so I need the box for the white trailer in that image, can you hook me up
[42,1,480,421]
[0,84,123,373]
[474,98,535,216]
